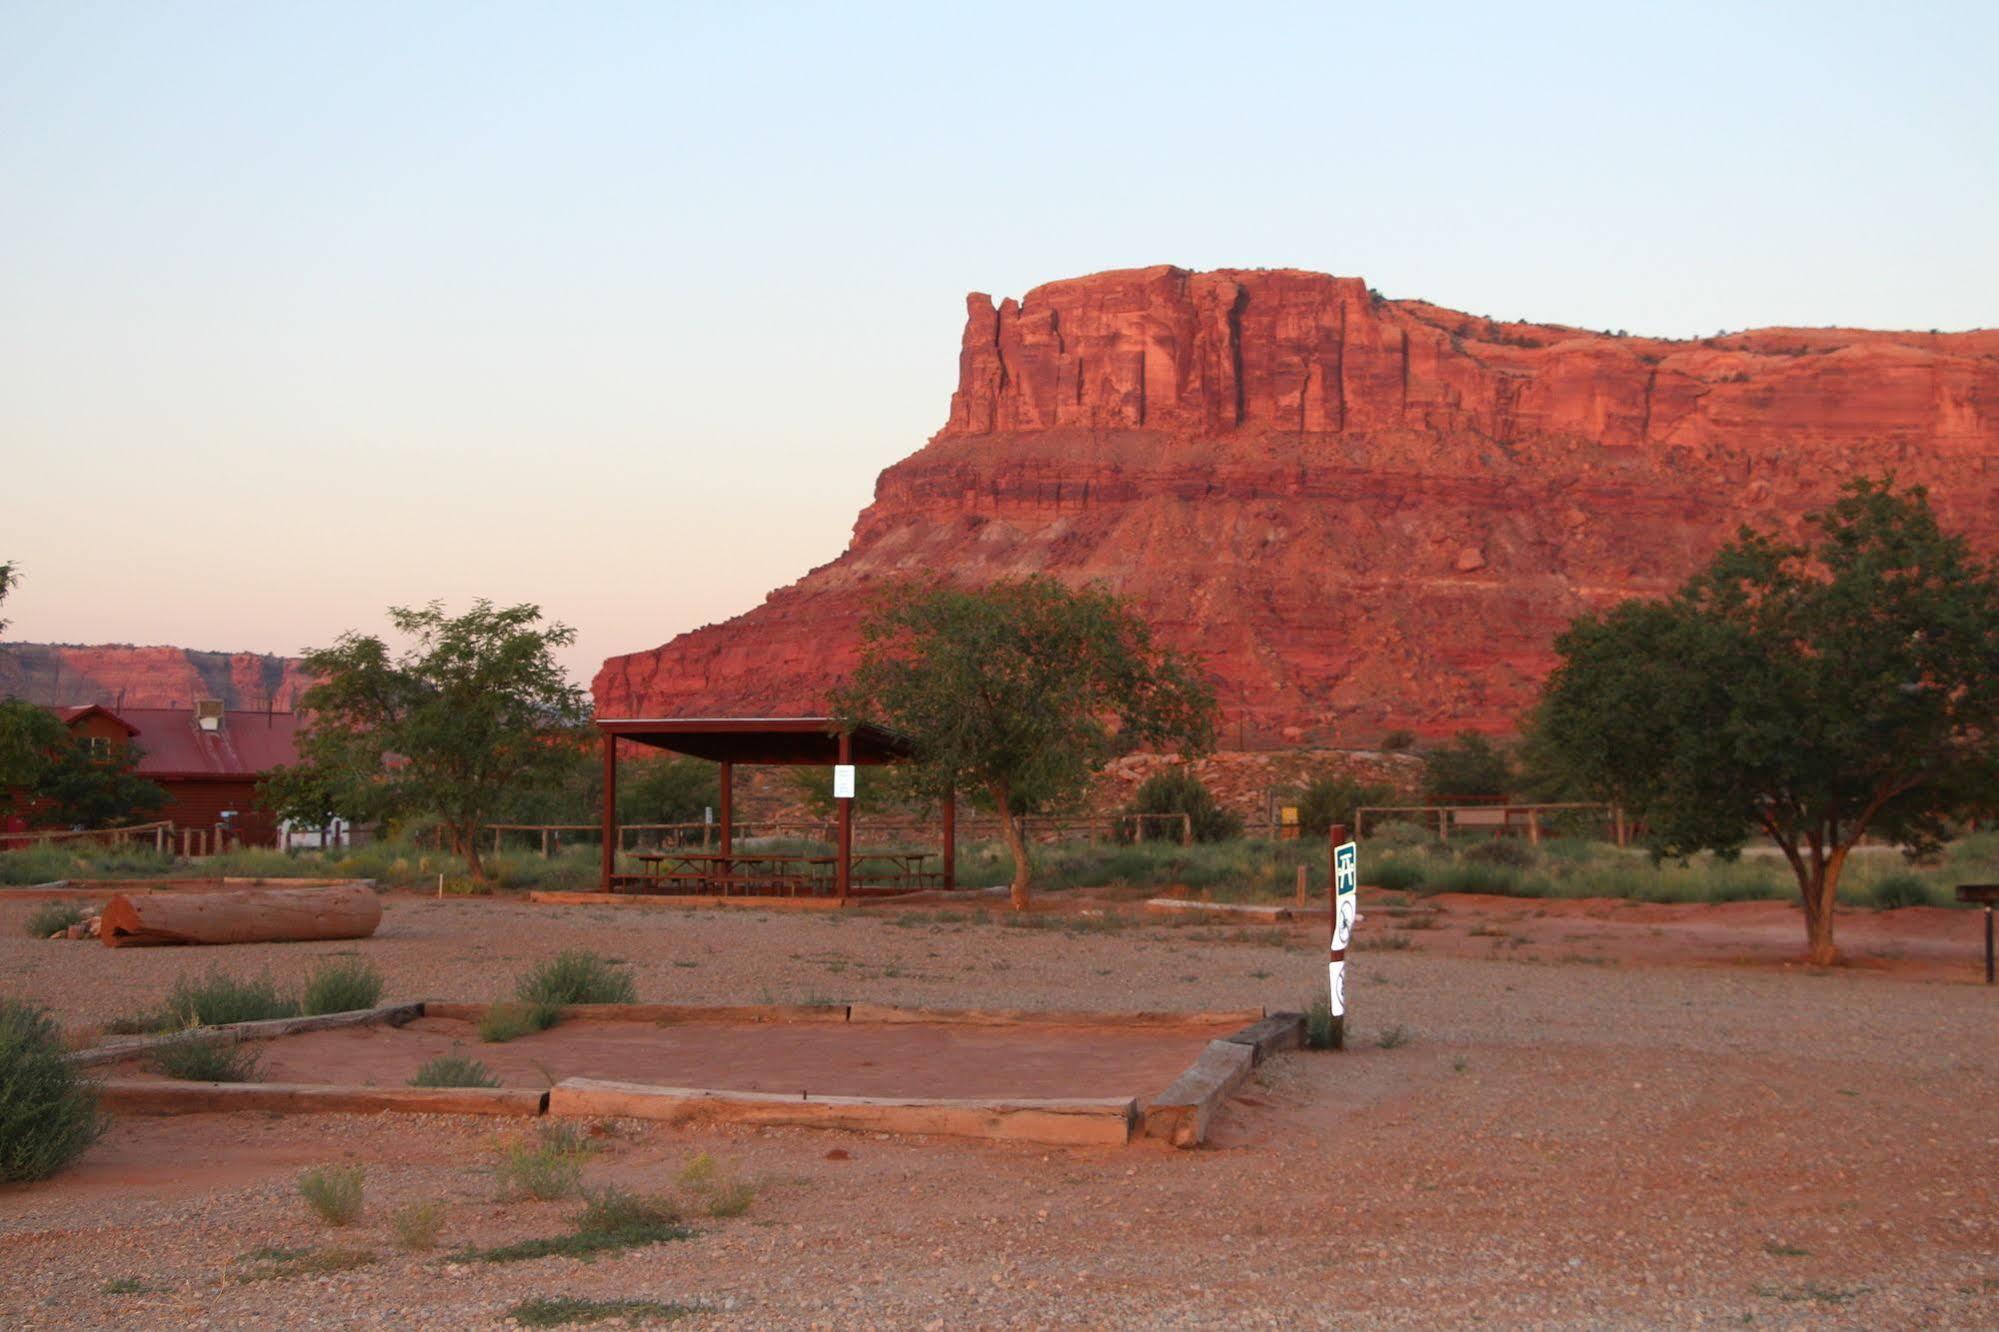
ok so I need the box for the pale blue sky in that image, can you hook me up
[4,1,1994,685]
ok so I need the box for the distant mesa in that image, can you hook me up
[0,642,310,712]
[593,264,1999,743]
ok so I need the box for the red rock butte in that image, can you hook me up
[595,265,1999,741]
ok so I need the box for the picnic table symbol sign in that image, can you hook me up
[1330,840,1358,1018]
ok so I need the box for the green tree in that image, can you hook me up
[619,755,721,827]
[0,560,14,635]
[834,578,1218,909]
[1123,769,1242,843]
[1421,732,1514,802]
[0,700,166,829]
[1295,772,1394,837]
[272,601,587,881]
[1530,479,1999,965]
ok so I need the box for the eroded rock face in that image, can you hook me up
[0,643,310,711]
[596,265,1999,740]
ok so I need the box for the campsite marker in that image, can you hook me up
[1330,838,1357,1019]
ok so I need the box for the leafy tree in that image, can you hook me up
[834,577,1218,909]
[1421,732,1514,802]
[1530,479,1999,965]
[272,601,587,880]
[1123,769,1242,843]
[0,560,14,636]
[0,700,166,828]
[1295,772,1394,837]
[619,755,721,827]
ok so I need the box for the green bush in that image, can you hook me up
[1422,732,1514,802]
[1303,993,1343,1051]
[165,967,299,1027]
[575,1186,681,1233]
[1421,860,1529,896]
[1121,770,1243,843]
[299,1164,366,1226]
[1296,774,1395,837]
[1868,872,1934,910]
[0,1000,104,1182]
[495,1124,594,1201]
[300,958,383,1015]
[479,1000,561,1043]
[23,901,86,938]
[410,1053,500,1088]
[390,1200,446,1251]
[0,845,75,885]
[1463,838,1537,868]
[1367,858,1428,893]
[148,1036,263,1083]
[517,950,636,1007]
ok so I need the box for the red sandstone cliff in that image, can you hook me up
[595,265,1999,741]
[0,643,312,712]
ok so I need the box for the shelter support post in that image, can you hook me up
[600,733,617,890]
[836,732,853,903]
[942,787,956,891]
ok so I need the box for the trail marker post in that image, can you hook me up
[1330,837,1358,1049]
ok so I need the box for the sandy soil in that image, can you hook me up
[101,1015,1239,1101]
[1,889,1995,1329]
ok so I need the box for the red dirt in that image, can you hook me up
[104,1015,1240,1101]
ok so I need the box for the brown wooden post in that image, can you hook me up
[941,786,956,891]
[835,732,853,904]
[600,732,617,890]
[1527,808,1542,846]
[719,761,734,888]
[1437,808,1449,844]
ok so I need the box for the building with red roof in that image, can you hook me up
[56,701,302,845]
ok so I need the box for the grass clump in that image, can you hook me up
[675,1152,756,1217]
[148,1035,263,1083]
[409,1053,500,1088]
[1375,1024,1412,1050]
[1303,993,1344,1051]
[299,1164,366,1226]
[0,1000,104,1182]
[704,1181,756,1218]
[389,1199,447,1251]
[507,1296,698,1326]
[517,950,637,1007]
[100,1276,156,1294]
[233,1244,377,1283]
[1868,872,1933,910]
[23,901,86,938]
[494,1123,595,1201]
[1367,858,1427,893]
[300,957,383,1015]
[164,967,299,1027]
[576,1185,682,1233]
[479,1000,561,1043]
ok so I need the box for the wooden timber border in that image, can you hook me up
[69,1001,1300,1148]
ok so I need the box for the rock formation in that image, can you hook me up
[0,643,311,712]
[596,265,1999,741]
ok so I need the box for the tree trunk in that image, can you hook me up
[458,822,487,882]
[1794,851,1845,967]
[992,783,1032,911]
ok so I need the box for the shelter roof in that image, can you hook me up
[596,716,914,766]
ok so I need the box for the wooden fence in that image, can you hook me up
[1353,802,1627,846]
[485,812,1195,857]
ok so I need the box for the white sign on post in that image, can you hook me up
[832,765,856,800]
[1329,840,1358,1018]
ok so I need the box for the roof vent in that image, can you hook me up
[194,699,225,732]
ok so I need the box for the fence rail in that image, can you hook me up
[1354,802,1627,846]
[485,812,1195,857]
[0,820,173,853]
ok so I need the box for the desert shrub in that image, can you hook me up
[390,1199,447,1251]
[1365,819,1433,850]
[410,1053,500,1088]
[705,1181,756,1218]
[0,845,76,885]
[495,1124,594,1200]
[164,967,299,1027]
[23,901,86,938]
[1463,838,1537,868]
[1868,872,1934,911]
[148,1036,263,1083]
[1375,1024,1412,1049]
[677,1152,717,1190]
[479,1000,561,1043]
[1296,774,1395,837]
[1121,770,1243,843]
[517,950,636,1007]
[300,958,383,1015]
[1421,732,1514,801]
[1367,858,1428,893]
[299,1164,365,1226]
[575,1186,681,1233]
[1420,860,1529,896]
[0,1000,104,1182]
[1380,729,1417,752]
[1303,993,1343,1051]
[508,1298,697,1327]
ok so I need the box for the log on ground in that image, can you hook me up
[100,883,382,948]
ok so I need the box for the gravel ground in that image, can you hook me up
[1,892,1995,1329]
